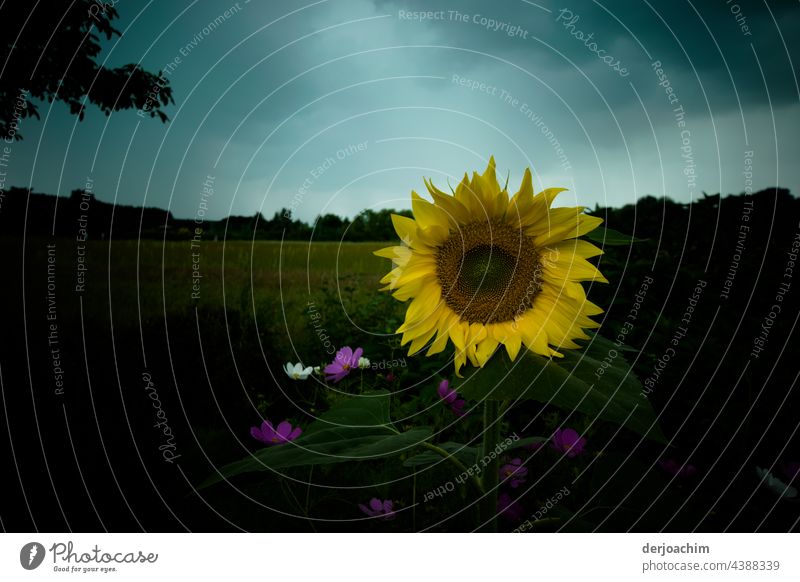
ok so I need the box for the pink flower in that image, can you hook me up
[250,420,302,445]
[499,458,528,488]
[551,428,586,457]
[358,498,395,520]
[497,492,524,522]
[437,379,467,417]
[324,346,363,383]
[658,458,697,478]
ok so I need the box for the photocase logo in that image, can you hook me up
[20,542,46,570]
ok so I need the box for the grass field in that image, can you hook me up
[18,236,411,430]
[25,238,403,356]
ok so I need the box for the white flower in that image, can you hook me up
[284,362,313,380]
[358,357,371,369]
[313,366,322,375]
[755,466,798,498]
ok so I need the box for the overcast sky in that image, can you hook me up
[5,0,799,222]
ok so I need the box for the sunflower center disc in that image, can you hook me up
[460,246,516,294]
[436,220,543,324]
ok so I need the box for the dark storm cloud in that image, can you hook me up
[375,0,799,109]
[3,0,798,222]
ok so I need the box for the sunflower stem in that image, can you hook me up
[479,399,501,532]
[419,441,484,495]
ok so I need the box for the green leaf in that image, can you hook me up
[305,389,392,433]
[200,390,433,488]
[403,442,480,468]
[453,335,665,442]
[201,427,433,488]
[584,226,645,246]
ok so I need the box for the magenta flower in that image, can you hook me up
[450,398,467,416]
[324,346,363,383]
[497,492,524,522]
[437,379,467,417]
[499,458,528,488]
[358,498,395,520]
[658,458,697,478]
[551,427,586,457]
[250,420,302,445]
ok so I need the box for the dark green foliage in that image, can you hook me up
[0,1,173,140]
[0,190,415,241]
[454,334,665,442]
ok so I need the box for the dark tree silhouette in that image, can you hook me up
[0,1,173,140]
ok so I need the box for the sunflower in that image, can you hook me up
[375,157,607,376]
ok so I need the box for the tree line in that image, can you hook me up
[0,186,413,241]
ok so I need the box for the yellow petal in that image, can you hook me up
[475,335,499,367]
[398,306,444,342]
[454,348,468,377]
[449,319,467,352]
[406,326,438,355]
[391,213,416,240]
[373,246,397,259]
[465,323,489,367]
[524,202,578,235]
[471,158,510,219]
[543,254,608,284]
[517,316,549,357]
[492,322,523,361]
[470,171,496,217]
[533,213,603,246]
[509,168,534,206]
[425,178,472,225]
[373,245,412,266]
[511,181,568,230]
[508,178,534,225]
[379,267,402,286]
[483,156,499,189]
[404,283,442,322]
[426,325,451,356]
[417,224,449,247]
[540,281,604,317]
[427,309,460,356]
[504,332,522,361]
[412,191,450,230]
[394,259,438,287]
[455,173,484,217]
[391,280,422,301]
[493,187,509,219]
[537,187,567,209]
[549,239,604,260]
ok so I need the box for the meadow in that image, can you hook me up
[28,238,403,362]
[3,189,800,532]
